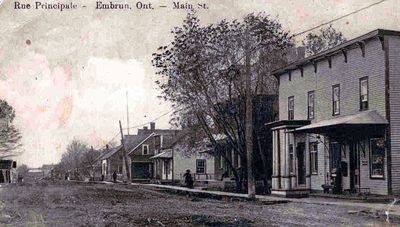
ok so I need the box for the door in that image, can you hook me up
[330,142,342,193]
[132,162,152,179]
[349,142,360,192]
[297,143,306,185]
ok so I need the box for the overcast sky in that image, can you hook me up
[0,0,398,167]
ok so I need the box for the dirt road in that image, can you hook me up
[0,181,396,226]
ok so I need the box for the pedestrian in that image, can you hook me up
[112,171,117,183]
[183,169,193,188]
[101,174,105,181]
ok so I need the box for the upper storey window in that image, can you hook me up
[288,96,294,120]
[308,91,315,119]
[360,77,369,111]
[332,85,340,116]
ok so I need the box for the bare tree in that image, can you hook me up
[302,24,347,56]
[152,12,292,191]
[60,139,89,180]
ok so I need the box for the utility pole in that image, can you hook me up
[245,39,256,199]
[119,120,131,182]
[126,91,130,135]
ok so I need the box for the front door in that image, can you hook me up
[349,142,360,193]
[297,143,306,185]
[330,142,342,194]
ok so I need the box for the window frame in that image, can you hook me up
[288,96,294,120]
[309,142,318,175]
[359,77,369,111]
[308,91,315,119]
[196,159,206,174]
[369,138,385,179]
[332,84,340,116]
[142,144,149,155]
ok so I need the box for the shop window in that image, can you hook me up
[370,138,385,179]
[288,96,294,120]
[196,159,206,174]
[310,142,318,174]
[360,77,369,110]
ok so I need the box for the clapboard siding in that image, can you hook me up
[388,35,400,194]
[279,38,386,122]
[279,37,390,194]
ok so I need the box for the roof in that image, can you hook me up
[295,110,388,133]
[126,132,156,155]
[265,120,311,129]
[100,145,122,160]
[273,29,400,76]
[150,150,172,159]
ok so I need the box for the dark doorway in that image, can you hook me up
[349,142,360,193]
[330,142,342,194]
[131,162,152,179]
[297,143,306,185]
[0,170,4,183]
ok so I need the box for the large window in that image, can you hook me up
[332,85,340,116]
[370,138,385,179]
[360,77,369,110]
[288,96,294,120]
[308,91,315,119]
[196,159,206,174]
[310,142,318,174]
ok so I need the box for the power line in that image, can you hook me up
[124,109,174,130]
[293,0,388,37]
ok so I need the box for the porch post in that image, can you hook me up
[284,130,291,190]
[291,133,297,189]
[272,130,277,189]
[305,134,311,189]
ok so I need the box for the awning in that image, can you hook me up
[295,110,388,134]
[150,150,172,159]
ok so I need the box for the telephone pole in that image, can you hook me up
[245,39,256,199]
[119,120,131,182]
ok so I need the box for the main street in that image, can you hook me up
[0,180,397,226]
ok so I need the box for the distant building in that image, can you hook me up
[0,160,17,183]
[151,131,215,183]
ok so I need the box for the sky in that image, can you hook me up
[0,0,398,167]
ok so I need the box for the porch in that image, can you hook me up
[268,110,389,197]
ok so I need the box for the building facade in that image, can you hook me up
[269,29,400,196]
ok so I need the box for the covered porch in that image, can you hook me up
[151,149,173,182]
[268,110,389,197]
[295,110,388,195]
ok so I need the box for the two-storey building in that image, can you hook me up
[268,29,400,197]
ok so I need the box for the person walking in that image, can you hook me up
[183,169,193,188]
[112,171,117,183]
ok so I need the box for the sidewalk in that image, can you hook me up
[132,182,400,218]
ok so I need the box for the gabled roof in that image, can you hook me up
[100,145,122,160]
[272,29,400,77]
[126,132,156,155]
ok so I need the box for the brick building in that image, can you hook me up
[268,29,400,196]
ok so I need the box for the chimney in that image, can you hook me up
[143,126,148,130]
[150,122,155,131]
